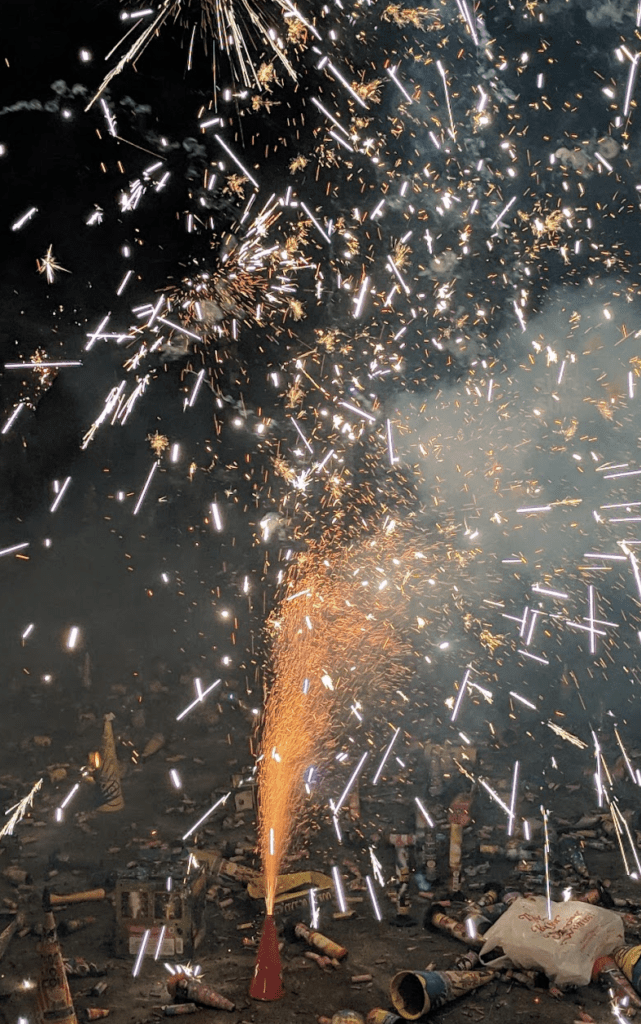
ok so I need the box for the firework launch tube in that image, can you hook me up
[36,893,78,1024]
[390,969,495,1020]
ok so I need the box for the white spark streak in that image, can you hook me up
[0,542,30,558]
[214,135,259,189]
[186,369,205,408]
[372,728,401,784]
[451,668,471,722]
[353,276,370,318]
[132,929,150,977]
[5,361,82,369]
[10,207,38,231]
[154,925,167,960]
[210,502,223,532]
[176,679,221,721]
[490,196,517,230]
[1,403,25,434]
[332,866,347,913]
[507,761,519,836]
[133,461,159,516]
[365,875,382,921]
[334,752,369,817]
[339,401,376,423]
[624,53,640,118]
[182,792,230,840]
[414,796,434,828]
[386,65,412,104]
[50,477,72,514]
[290,416,313,452]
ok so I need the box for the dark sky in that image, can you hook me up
[2,0,641,774]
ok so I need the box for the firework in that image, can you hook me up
[1,777,43,840]
[87,0,297,107]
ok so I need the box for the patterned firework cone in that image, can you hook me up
[97,713,124,812]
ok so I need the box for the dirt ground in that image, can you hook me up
[1,680,639,1024]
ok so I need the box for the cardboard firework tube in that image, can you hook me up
[390,969,495,1020]
[294,921,348,961]
[592,955,641,1009]
[387,834,420,848]
[249,914,285,1001]
[366,1011,402,1024]
[161,1005,198,1016]
[612,945,641,994]
[141,732,165,760]
[476,885,501,908]
[448,790,473,892]
[191,849,258,884]
[98,713,124,812]
[427,906,484,950]
[168,975,235,1012]
[83,1011,109,1021]
[454,950,481,971]
[49,889,107,907]
[36,895,78,1024]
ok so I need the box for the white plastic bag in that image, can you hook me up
[479,895,624,987]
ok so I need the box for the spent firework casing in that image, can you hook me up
[574,888,601,905]
[454,950,481,971]
[390,969,495,1020]
[366,1011,402,1024]
[294,922,348,960]
[388,834,420,848]
[83,1011,109,1021]
[98,714,124,812]
[36,911,78,1024]
[141,732,165,760]
[161,1005,198,1016]
[592,955,641,1009]
[429,908,483,950]
[169,977,235,1012]
[448,791,472,891]
[612,945,641,993]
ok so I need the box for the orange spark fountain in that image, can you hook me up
[251,523,425,998]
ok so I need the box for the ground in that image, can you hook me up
[0,687,638,1024]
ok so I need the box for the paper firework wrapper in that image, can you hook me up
[366,1010,402,1024]
[98,714,124,812]
[294,922,348,961]
[169,976,235,1011]
[612,945,641,993]
[592,955,641,1008]
[36,905,78,1024]
[390,969,495,1020]
[429,907,483,949]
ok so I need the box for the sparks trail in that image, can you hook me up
[257,521,418,911]
[256,515,494,909]
[87,0,297,106]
